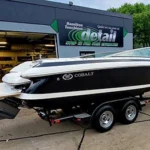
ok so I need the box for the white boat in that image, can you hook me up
[1,47,150,122]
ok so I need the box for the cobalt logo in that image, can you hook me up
[62,74,73,80]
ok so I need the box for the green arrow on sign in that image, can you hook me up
[123,28,128,37]
[50,20,59,33]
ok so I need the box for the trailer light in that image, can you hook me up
[55,120,61,124]
[50,119,54,124]
[77,118,81,122]
[145,100,149,104]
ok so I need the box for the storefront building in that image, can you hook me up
[0,0,133,76]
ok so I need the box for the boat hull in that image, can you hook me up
[14,66,150,108]
[23,66,150,94]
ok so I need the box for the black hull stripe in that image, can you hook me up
[25,66,150,94]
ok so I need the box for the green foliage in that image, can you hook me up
[108,3,150,48]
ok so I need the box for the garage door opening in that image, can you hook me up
[0,31,57,79]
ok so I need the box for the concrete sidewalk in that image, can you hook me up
[0,104,150,150]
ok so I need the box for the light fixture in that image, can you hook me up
[0,46,6,48]
[45,44,55,47]
[0,38,7,45]
[0,41,7,44]
[69,1,73,6]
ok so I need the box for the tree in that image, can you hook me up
[108,3,150,48]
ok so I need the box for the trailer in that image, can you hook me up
[34,96,150,132]
[0,93,150,132]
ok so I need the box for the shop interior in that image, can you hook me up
[0,31,57,79]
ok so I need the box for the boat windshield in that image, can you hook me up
[108,47,150,58]
[79,47,150,58]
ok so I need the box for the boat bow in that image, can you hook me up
[0,83,21,99]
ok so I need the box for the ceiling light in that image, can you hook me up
[45,44,55,47]
[0,46,6,48]
[0,42,7,44]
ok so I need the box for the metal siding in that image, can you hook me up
[55,8,124,27]
[0,0,133,58]
[0,0,55,25]
[0,21,56,34]
[6,0,132,19]
[58,45,125,58]
[0,1,132,33]
[123,33,133,49]
[123,18,133,33]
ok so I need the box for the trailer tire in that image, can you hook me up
[120,100,139,124]
[92,105,116,132]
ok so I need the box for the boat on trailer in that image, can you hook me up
[1,47,150,132]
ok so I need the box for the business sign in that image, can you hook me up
[59,21,123,47]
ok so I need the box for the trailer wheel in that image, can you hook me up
[120,100,139,124]
[92,105,116,132]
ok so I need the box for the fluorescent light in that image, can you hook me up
[45,44,55,47]
[0,46,6,48]
[0,42,7,44]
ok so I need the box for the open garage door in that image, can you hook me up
[0,31,57,80]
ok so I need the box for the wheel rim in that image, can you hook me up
[99,111,114,128]
[125,105,137,121]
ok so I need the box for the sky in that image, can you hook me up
[48,0,149,10]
